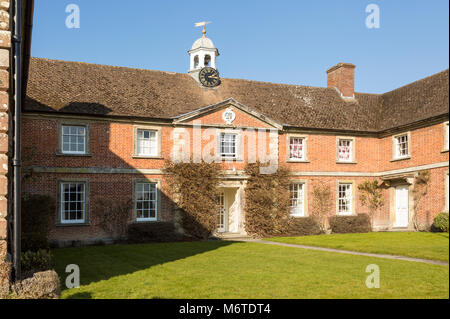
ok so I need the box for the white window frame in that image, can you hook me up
[61,125,87,155]
[290,182,306,217]
[337,138,354,163]
[60,182,86,224]
[135,182,158,222]
[445,172,449,212]
[289,137,306,161]
[220,132,238,159]
[443,122,449,151]
[136,129,158,157]
[393,133,410,159]
[337,182,353,216]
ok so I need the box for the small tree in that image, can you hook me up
[412,170,430,230]
[311,183,332,232]
[358,180,384,230]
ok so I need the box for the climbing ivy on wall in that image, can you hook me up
[164,161,221,239]
[244,163,292,237]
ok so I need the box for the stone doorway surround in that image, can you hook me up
[381,174,415,231]
[214,178,247,237]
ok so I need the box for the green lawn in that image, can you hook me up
[266,232,449,262]
[53,241,449,299]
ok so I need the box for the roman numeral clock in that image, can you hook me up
[199,67,221,87]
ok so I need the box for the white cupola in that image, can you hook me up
[188,22,219,80]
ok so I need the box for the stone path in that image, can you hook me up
[232,238,449,266]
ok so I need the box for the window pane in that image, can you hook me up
[137,130,157,156]
[338,184,352,214]
[289,138,304,159]
[395,135,408,157]
[338,139,352,162]
[290,183,304,216]
[221,133,237,158]
[135,183,158,220]
[61,125,86,154]
[61,182,85,223]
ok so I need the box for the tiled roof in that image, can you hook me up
[24,58,448,132]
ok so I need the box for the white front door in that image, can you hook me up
[218,192,227,232]
[394,186,409,227]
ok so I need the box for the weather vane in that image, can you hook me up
[195,21,211,38]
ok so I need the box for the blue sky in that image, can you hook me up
[31,0,448,94]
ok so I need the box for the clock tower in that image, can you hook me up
[188,22,220,86]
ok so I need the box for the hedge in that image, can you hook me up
[284,217,322,236]
[127,222,183,243]
[328,214,371,234]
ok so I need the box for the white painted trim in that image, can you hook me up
[29,161,449,177]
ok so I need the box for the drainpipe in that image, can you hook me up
[12,0,23,281]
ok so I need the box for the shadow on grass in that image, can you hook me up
[65,292,93,299]
[53,240,236,291]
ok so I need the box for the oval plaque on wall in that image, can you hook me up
[222,108,236,125]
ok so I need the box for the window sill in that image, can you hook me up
[56,152,92,157]
[441,149,449,153]
[132,155,164,159]
[336,161,357,164]
[286,159,310,163]
[56,222,90,227]
[390,156,411,162]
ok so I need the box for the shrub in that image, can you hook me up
[412,170,430,230]
[329,214,371,234]
[127,222,182,243]
[94,198,131,238]
[244,163,291,237]
[432,212,449,233]
[284,217,322,236]
[311,183,333,232]
[11,270,60,299]
[21,195,55,252]
[358,180,384,229]
[21,250,53,276]
[164,161,221,239]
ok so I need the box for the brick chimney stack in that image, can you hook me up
[327,63,356,99]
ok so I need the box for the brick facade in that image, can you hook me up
[0,0,10,260]
[21,103,449,243]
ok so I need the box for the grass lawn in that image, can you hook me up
[266,232,449,262]
[53,241,448,299]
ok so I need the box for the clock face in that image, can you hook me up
[199,67,220,87]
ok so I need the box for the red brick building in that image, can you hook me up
[21,31,449,245]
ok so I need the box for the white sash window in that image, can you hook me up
[338,183,353,215]
[61,125,86,154]
[289,137,305,160]
[135,182,158,221]
[290,183,305,217]
[338,139,353,162]
[137,129,158,156]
